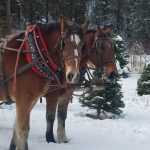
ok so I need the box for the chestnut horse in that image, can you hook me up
[0,18,87,150]
[45,26,118,143]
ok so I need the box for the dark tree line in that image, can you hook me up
[0,0,150,50]
[90,0,125,34]
[0,0,88,37]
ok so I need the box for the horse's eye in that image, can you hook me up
[61,40,66,49]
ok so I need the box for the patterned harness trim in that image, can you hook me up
[26,27,59,80]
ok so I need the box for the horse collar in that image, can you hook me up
[26,27,60,80]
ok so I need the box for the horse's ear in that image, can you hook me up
[81,20,89,33]
[96,26,103,37]
[60,17,65,34]
[60,17,68,37]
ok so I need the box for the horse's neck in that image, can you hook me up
[80,31,96,69]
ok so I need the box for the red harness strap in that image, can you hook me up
[37,28,58,71]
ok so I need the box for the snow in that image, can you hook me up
[116,60,130,74]
[146,61,150,66]
[1,74,150,150]
[143,81,150,84]
[114,35,123,41]
[116,60,121,71]
[123,66,130,73]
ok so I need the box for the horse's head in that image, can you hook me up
[82,26,117,79]
[93,26,118,79]
[38,18,88,83]
[60,18,89,83]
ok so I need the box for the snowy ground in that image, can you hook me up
[0,73,150,150]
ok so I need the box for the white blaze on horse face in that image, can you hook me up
[74,49,78,68]
[71,34,80,68]
[71,34,80,46]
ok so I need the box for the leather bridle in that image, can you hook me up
[93,37,116,72]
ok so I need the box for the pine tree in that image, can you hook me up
[113,35,129,78]
[137,63,150,96]
[103,77,124,115]
[79,70,104,117]
[79,70,125,118]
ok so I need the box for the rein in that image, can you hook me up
[13,25,37,89]
[46,78,103,93]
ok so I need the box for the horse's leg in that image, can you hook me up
[9,120,29,150]
[57,89,74,143]
[9,97,37,150]
[45,92,58,143]
[9,122,18,150]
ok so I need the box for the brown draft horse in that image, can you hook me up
[45,26,118,143]
[0,18,88,150]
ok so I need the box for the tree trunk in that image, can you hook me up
[29,0,33,23]
[6,0,11,35]
[45,0,49,23]
[97,109,100,117]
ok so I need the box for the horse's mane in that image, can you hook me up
[38,21,84,38]
[85,29,111,38]
[85,29,96,35]
[37,21,61,33]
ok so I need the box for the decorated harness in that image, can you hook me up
[25,26,60,80]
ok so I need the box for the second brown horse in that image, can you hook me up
[45,26,118,143]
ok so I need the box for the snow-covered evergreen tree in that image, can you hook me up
[103,77,124,115]
[79,70,125,118]
[137,63,150,96]
[113,35,129,78]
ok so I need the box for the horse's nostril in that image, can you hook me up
[67,73,74,81]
